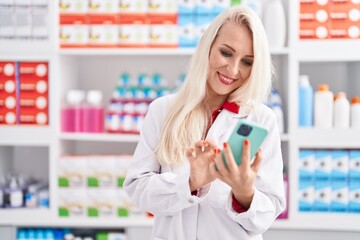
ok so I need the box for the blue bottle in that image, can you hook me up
[299,75,313,127]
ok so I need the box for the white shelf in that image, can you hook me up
[295,40,360,62]
[295,128,360,148]
[0,126,53,146]
[280,134,290,142]
[59,133,289,143]
[0,209,153,227]
[58,47,289,56]
[59,133,140,142]
[58,48,194,56]
[272,214,360,231]
[0,41,54,57]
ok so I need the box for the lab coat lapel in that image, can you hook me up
[206,108,249,145]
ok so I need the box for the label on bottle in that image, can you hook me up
[10,190,23,207]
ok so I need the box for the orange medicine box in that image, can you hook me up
[118,14,149,48]
[299,0,331,39]
[59,14,89,48]
[88,14,119,47]
[0,62,17,125]
[18,62,49,125]
[148,14,178,48]
[329,0,360,39]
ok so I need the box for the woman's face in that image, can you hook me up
[207,22,254,99]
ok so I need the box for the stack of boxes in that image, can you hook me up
[59,0,235,48]
[178,0,231,48]
[105,72,173,134]
[58,155,143,218]
[0,61,49,125]
[0,62,17,125]
[299,0,360,40]
[118,0,148,48]
[298,149,360,213]
[0,0,49,40]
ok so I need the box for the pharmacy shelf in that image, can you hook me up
[271,213,360,232]
[59,133,140,142]
[280,134,290,142]
[0,209,154,227]
[0,126,53,146]
[59,133,289,143]
[295,128,360,148]
[57,47,289,56]
[0,41,55,56]
[295,41,360,62]
[0,208,53,225]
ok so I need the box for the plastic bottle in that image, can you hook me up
[350,96,360,128]
[83,90,104,133]
[314,84,334,128]
[333,92,350,128]
[263,0,286,48]
[268,89,284,133]
[298,75,313,127]
[61,90,85,132]
[3,177,23,208]
[0,177,5,207]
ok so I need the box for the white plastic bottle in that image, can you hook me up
[350,96,360,128]
[268,89,284,133]
[314,84,334,129]
[333,92,350,128]
[298,75,313,127]
[263,0,286,49]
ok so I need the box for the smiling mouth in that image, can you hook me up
[217,72,236,85]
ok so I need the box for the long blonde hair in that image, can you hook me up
[156,6,273,167]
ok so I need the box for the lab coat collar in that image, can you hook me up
[206,103,253,145]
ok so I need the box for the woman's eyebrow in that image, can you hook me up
[222,44,236,52]
[222,44,254,58]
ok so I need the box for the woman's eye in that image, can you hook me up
[242,59,253,66]
[220,50,232,57]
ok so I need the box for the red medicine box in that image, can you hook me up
[0,62,17,125]
[18,62,49,125]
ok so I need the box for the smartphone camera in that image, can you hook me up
[237,124,252,137]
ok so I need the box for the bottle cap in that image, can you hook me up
[66,90,85,105]
[334,92,346,101]
[318,84,329,91]
[351,96,360,104]
[299,75,310,86]
[86,90,103,105]
[9,177,18,189]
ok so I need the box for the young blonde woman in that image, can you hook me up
[124,6,286,240]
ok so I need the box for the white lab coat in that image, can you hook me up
[124,94,286,240]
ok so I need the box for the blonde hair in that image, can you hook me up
[156,6,273,167]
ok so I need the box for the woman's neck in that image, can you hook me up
[207,92,228,112]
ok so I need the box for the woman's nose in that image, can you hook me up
[227,60,240,76]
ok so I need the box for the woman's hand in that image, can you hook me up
[187,140,218,192]
[210,139,262,209]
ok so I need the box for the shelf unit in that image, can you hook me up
[1,0,360,238]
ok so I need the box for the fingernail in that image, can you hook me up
[223,142,227,148]
[217,149,221,154]
[244,139,249,145]
[214,149,217,154]
[211,157,215,162]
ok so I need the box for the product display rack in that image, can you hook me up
[1,0,360,239]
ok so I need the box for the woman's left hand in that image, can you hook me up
[210,139,262,209]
